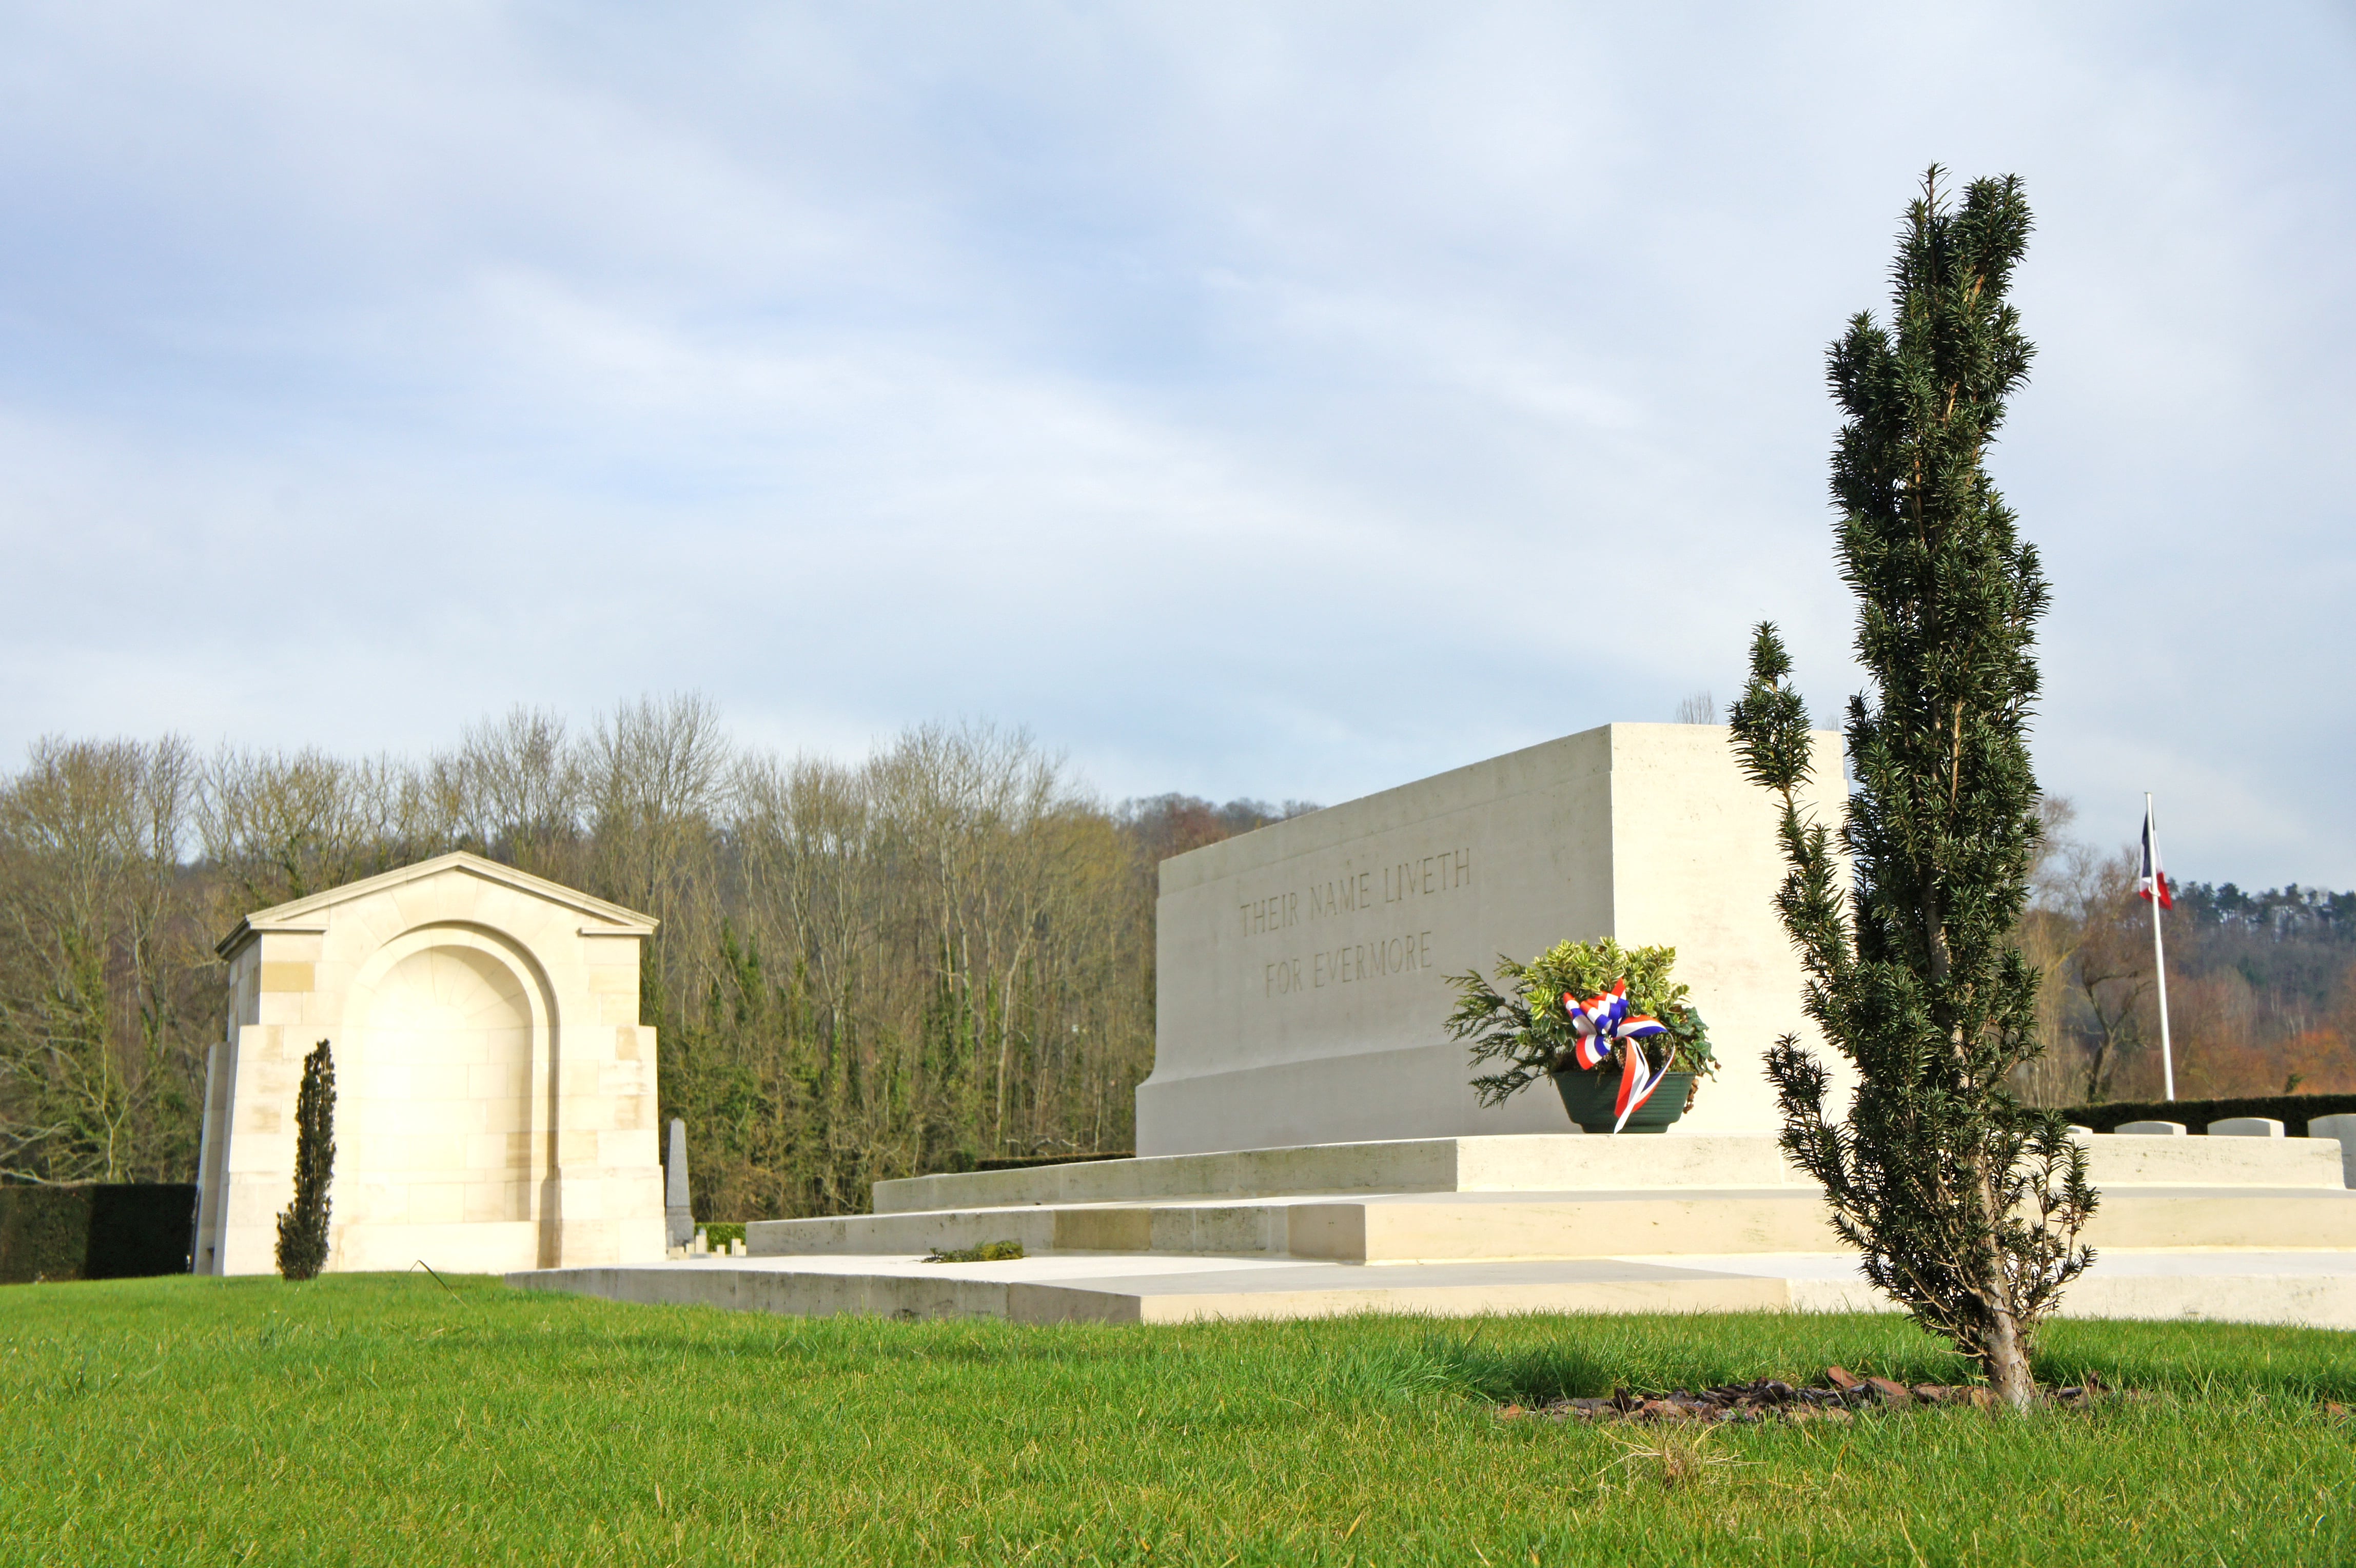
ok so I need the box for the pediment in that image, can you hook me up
[217,850,656,958]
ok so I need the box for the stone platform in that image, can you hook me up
[506,1134,2356,1331]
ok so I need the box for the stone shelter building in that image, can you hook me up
[192,852,666,1276]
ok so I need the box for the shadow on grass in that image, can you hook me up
[2034,1317,2356,1403]
[68,1277,2352,1410]
[396,1281,2356,1407]
[1380,1311,2356,1406]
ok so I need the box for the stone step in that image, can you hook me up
[511,1247,2356,1330]
[751,1185,2356,1263]
[874,1136,1793,1212]
[748,1203,1259,1259]
[872,1134,2348,1214]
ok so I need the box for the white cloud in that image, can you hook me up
[0,1,2349,883]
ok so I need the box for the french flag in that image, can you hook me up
[2138,799,2173,910]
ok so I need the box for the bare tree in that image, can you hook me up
[0,736,206,1182]
[2062,850,2154,1102]
[457,707,586,877]
[587,693,731,1020]
[197,747,384,910]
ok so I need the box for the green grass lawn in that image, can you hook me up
[2,1274,2350,1566]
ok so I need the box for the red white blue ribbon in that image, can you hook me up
[1564,980,1670,1132]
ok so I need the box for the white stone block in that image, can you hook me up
[465,1180,525,1224]
[2116,1121,2188,1135]
[1140,723,1850,1155]
[404,1181,465,1226]
[2208,1118,2285,1138]
[2305,1114,2356,1188]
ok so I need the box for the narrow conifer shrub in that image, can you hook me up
[274,1040,336,1281]
[1729,168,2095,1409]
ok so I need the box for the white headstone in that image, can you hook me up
[2115,1120,2188,1135]
[2307,1114,2356,1188]
[1138,723,1849,1155]
[2207,1118,2286,1138]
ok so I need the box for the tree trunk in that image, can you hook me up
[1974,1156,2038,1409]
[1981,1305,2037,1409]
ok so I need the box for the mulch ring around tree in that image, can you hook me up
[1497,1366,2151,1424]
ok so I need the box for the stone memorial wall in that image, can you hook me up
[1137,723,1850,1154]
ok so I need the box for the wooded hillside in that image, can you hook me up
[2014,800,2356,1105]
[0,699,1308,1220]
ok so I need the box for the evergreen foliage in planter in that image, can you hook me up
[1446,938,1716,1131]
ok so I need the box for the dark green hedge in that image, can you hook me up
[973,1151,1135,1172]
[924,1150,1136,1174]
[0,1186,91,1283]
[2063,1094,2356,1135]
[0,1184,195,1284]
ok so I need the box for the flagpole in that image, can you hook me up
[2148,791,2175,1102]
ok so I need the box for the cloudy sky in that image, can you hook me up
[2,3,2348,885]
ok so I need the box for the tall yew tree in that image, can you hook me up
[1729,168,2095,1407]
[274,1040,335,1281]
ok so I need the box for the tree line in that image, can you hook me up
[2,699,2344,1208]
[0,698,1308,1219]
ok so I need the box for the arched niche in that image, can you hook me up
[333,922,561,1271]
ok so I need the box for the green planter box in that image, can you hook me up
[1550,1070,1695,1135]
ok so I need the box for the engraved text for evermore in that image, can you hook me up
[1264,930,1436,997]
